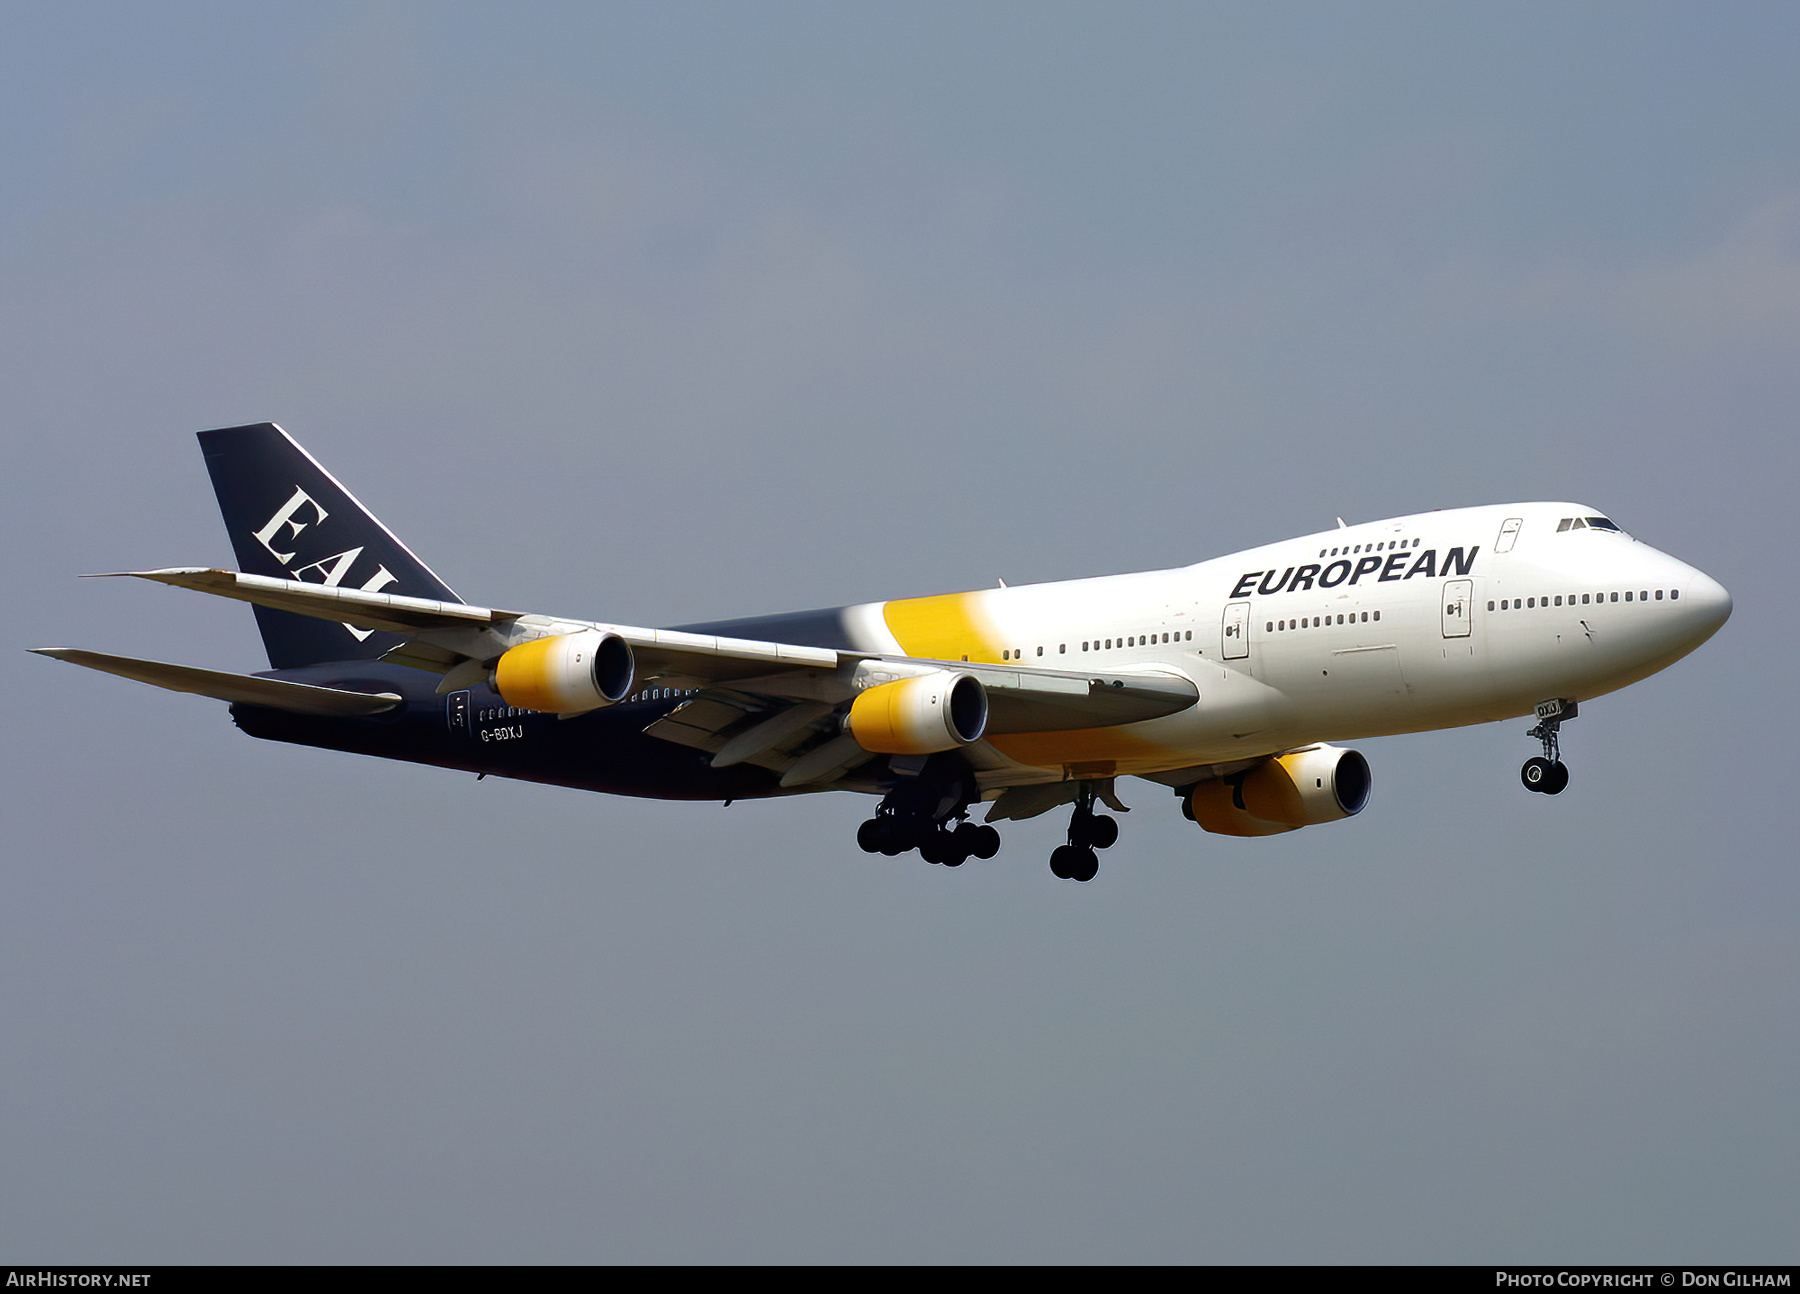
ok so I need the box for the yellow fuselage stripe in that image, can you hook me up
[882,592,1004,664]
[882,590,1179,769]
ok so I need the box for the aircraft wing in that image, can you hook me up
[100,568,1198,780]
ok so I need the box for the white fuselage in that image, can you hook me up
[835,502,1731,783]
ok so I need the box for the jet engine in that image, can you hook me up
[493,629,635,715]
[847,671,988,754]
[1185,745,1371,837]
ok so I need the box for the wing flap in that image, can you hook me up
[30,648,401,716]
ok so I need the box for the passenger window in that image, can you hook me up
[1528,598,1535,608]
[1488,601,1495,611]
[1625,592,1632,601]
[1640,591,1647,601]
[1059,644,1066,653]
[1360,612,1368,622]
[1037,646,1044,656]
[1373,610,1380,621]
[1266,623,1273,632]
[1554,596,1562,606]
[1610,592,1618,602]
[1655,590,1663,600]
[1670,590,1679,600]
[1582,594,1590,604]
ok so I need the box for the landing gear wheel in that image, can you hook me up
[1081,814,1118,850]
[1050,844,1079,880]
[857,820,883,853]
[1069,846,1099,883]
[971,825,1001,859]
[919,834,949,865]
[1523,700,1577,797]
[878,820,910,855]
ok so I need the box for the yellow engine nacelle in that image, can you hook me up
[493,630,635,715]
[847,672,988,755]
[1186,745,1372,837]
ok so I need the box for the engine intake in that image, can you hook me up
[847,672,988,754]
[493,630,635,715]
[1186,745,1371,837]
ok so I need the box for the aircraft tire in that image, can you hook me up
[1050,844,1079,880]
[1544,761,1570,795]
[1086,814,1119,850]
[857,820,883,853]
[1069,846,1099,883]
[1521,757,1553,792]
[971,825,1001,859]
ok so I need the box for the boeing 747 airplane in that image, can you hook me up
[35,424,1732,881]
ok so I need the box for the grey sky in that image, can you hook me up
[2,1,1795,1262]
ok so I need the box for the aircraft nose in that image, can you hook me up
[1686,569,1732,635]
[1670,561,1728,644]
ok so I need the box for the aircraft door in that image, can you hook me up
[1495,517,1523,553]
[1441,580,1472,638]
[1223,601,1250,660]
[447,689,470,736]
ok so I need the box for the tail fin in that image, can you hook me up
[198,423,461,669]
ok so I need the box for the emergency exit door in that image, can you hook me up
[1441,580,1472,638]
[1223,601,1250,659]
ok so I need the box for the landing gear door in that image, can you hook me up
[1223,601,1250,660]
[1441,580,1473,639]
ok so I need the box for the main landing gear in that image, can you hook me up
[856,774,1000,868]
[857,814,1000,866]
[1049,784,1122,883]
[1521,699,1576,795]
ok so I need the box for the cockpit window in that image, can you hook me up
[1557,515,1625,534]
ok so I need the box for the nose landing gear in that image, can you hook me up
[1521,699,1576,795]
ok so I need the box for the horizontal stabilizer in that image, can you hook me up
[29,648,401,716]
